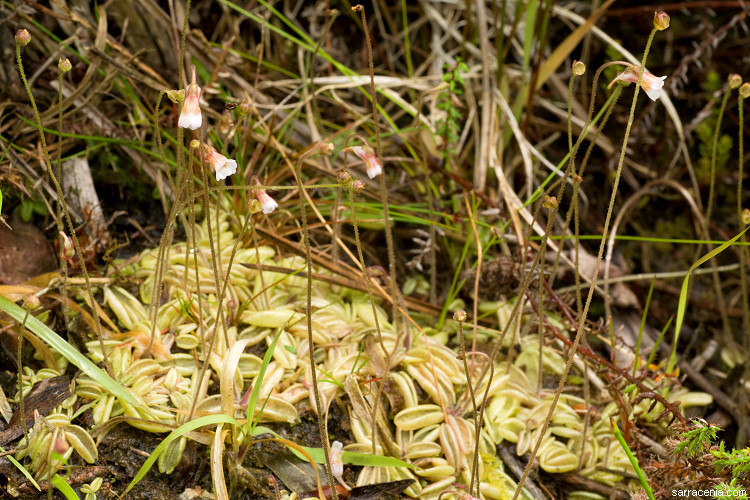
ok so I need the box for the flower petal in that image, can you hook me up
[215,159,237,181]
[178,112,202,130]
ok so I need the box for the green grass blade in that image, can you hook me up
[51,474,80,500]
[125,414,241,494]
[646,316,673,368]
[247,328,285,434]
[611,418,656,500]
[251,426,412,469]
[667,226,750,373]
[0,295,141,409]
[331,450,413,468]
[400,0,413,78]
[634,276,656,376]
[0,445,40,491]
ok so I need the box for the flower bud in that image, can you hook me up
[352,179,365,193]
[572,61,586,76]
[58,58,72,73]
[248,199,263,214]
[337,170,352,186]
[543,196,558,209]
[740,83,750,99]
[653,11,670,31]
[742,208,750,226]
[729,74,743,90]
[59,231,74,258]
[453,310,467,322]
[317,141,334,156]
[53,438,69,455]
[238,100,252,116]
[15,29,30,46]
[24,294,40,310]
[166,89,184,104]
[190,139,201,149]
[218,110,232,134]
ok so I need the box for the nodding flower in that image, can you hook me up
[608,65,667,102]
[329,441,350,489]
[203,145,237,181]
[178,67,202,130]
[253,176,278,214]
[343,144,382,179]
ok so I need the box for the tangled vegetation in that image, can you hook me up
[0,1,749,500]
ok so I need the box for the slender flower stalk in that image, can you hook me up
[739,84,750,366]
[513,15,665,500]
[294,148,337,500]
[16,29,112,376]
[707,74,742,221]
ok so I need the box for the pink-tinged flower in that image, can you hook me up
[256,189,278,214]
[204,146,237,181]
[343,144,382,179]
[252,177,278,214]
[608,65,667,102]
[329,441,344,477]
[329,440,350,489]
[178,68,202,130]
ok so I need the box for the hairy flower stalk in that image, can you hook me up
[294,148,338,499]
[16,28,113,376]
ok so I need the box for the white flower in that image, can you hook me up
[608,65,667,101]
[256,189,278,214]
[256,188,278,214]
[251,176,278,214]
[204,146,237,181]
[329,440,350,490]
[178,68,202,130]
[329,441,344,477]
[343,144,382,179]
